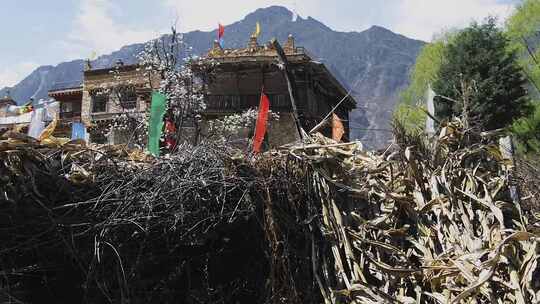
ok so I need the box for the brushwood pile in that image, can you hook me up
[1,119,539,304]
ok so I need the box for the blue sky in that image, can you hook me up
[0,0,520,89]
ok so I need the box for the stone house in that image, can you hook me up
[50,60,157,143]
[81,60,158,144]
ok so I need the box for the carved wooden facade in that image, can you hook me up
[199,35,356,144]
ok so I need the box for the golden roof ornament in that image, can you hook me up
[209,40,224,57]
[285,34,295,54]
[248,35,259,52]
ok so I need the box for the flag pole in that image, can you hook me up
[271,39,306,140]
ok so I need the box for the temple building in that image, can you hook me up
[46,34,356,147]
[197,34,356,144]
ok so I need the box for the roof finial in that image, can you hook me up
[248,35,259,51]
[84,59,92,71]
[208,40,224,57]
[285,34,295,54]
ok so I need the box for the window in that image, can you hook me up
[60,102,73,119]
[61,102,73,113]
[207,95,223,109]
[207,94,280,111]
[119,87,137,109]
[225,95,241,109]
[91,93,108,113]
[270,94,290,109]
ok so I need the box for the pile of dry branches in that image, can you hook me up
[1,118,539,303]
[1,135,267,303]
[265,118,540,303]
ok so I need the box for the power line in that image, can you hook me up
[349,127,393,133]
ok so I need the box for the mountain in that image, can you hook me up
[0,6,425,147]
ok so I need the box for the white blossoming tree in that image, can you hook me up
[137,26,212,146]
[95,25,280,151]
[207,108,280,143]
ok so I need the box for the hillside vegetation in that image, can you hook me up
[396,0,540,158]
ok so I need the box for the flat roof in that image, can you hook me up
[84,63,140,76]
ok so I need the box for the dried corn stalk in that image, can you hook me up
[283,119,540,303]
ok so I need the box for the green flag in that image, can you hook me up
[148,91,167,157]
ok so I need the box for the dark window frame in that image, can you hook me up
[91,93,108,113]
[118,87,138,110]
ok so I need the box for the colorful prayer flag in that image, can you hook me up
[28,108,46,139]
[7,104,33,115]
[253,90,270,153]
[332,113,345,142]
[164,119,177,150]
[254,22,261,38]
[21,104,33,113]
[218,23,225,48]
[147,91,167,157]
[71,122,87,141]
[218,23,225,39]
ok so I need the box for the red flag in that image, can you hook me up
[253,91,270,153]
[164,119,177,150]
[218,23,225,39]
[332,113,345,142]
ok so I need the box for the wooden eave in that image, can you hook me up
[84,64,140,76]
[48,87,83,98]
[307,61,356,109]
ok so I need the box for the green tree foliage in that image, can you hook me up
[401,33,454,106]
[395,32,456,131]
[512,101,540,154]
[506,0,540,155]
[393,103,427,131]
[506,0,540,92]
[433,18,531,130]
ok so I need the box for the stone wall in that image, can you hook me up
[81,68,157,125]
[267,113,300,146]
[199,112,299,150]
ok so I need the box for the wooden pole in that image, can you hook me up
[500,135,521,206]
[271,39,306,139]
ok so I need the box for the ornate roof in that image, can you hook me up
[207,34,307,60]
[200,34,356,109]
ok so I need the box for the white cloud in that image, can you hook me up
[0,62,40,88]
[390,0,516,41]
[64,0,164,58]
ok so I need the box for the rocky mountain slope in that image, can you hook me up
[0,6,424,147]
